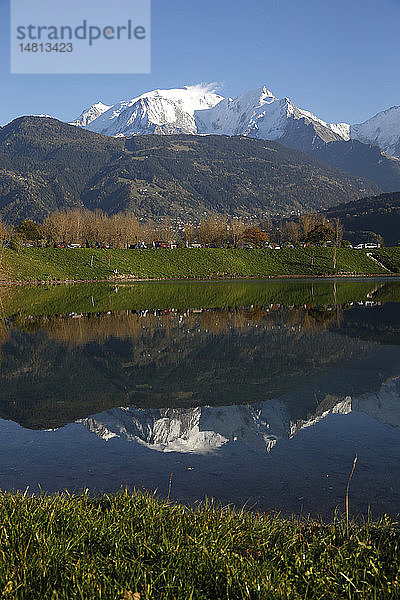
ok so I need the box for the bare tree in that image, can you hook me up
[283,221,300,244]
[332,217,343,271]
[198,219,213,245]
[260,216,273,236]
[43,210,71,243]
[184,224,196,246]
[157,216,175,243]
[299,213,327,241]
[125,213,140,247]
[198,215,229,246]
[83,210,106,246]
[140,220,158,246]
[229,218,246,248]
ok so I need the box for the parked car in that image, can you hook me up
[153,241,171,249]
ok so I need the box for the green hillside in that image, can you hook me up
[0,247,394,283]
[0,117,380,223]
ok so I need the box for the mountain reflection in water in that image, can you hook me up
[0,279,400,517]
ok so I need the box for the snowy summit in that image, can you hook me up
[70,84,400,158]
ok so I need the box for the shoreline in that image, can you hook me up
[1,272,400,287]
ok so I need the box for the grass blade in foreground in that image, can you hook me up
[0,490,399,599]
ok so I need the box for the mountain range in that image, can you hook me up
[68,85,400,197]
[71,84,400,159]
[2,84,400,224]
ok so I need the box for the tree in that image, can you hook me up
[124,213,140,246]
[260,216,273,238]
[157,216,175,243]
[43,210,71,243]
[229,218,246,248]
[141,220,158,246]
[299,214,328,241]
[243,226,268,247]
[15,220,43,242]
[283,221,300,244]
[198,216,229,247]
[332,217,343,271]
[198,219,214,245]
[306,223,335,244]
[332,218,343,247]
[9,234,24,252]
[184,224,196,246]
[84,210,108,246]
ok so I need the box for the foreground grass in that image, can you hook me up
[0,491,399,599]
[0,247,395,283]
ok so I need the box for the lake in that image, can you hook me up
[1,278,400,518]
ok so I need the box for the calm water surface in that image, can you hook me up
[0,278,400,518]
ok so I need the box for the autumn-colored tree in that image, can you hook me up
[243,226,268,247]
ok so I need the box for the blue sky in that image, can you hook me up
[1,0,400,126]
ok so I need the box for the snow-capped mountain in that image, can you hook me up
[351,106,400,159]
[78,375,400,455]
[73,85,348,149]
[82,86,224,137]
[70,84,400,159]
[196,86,350,148]
[70,101,112,127]
[79,401,291,454]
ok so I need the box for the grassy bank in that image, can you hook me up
[0,247,397,283]
[0,491,399,600]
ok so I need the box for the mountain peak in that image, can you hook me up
[70,101,113,128]
[83,86,224,137]
[262,85,276,98]
[351,105,400,157]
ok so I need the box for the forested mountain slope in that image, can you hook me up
[0,117,380,223]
